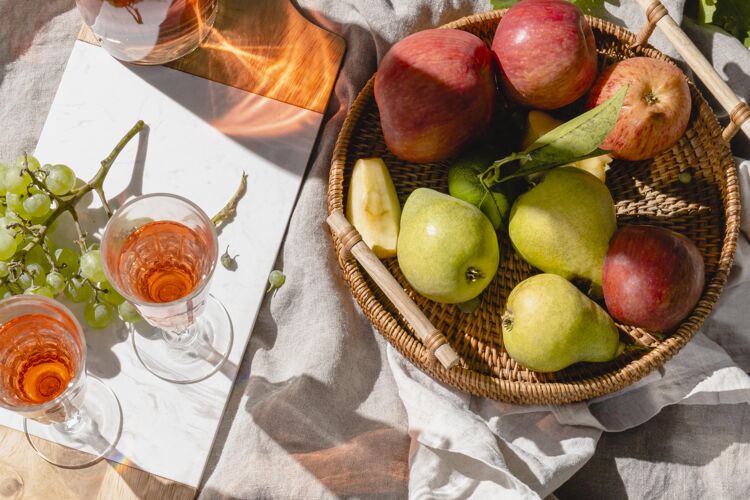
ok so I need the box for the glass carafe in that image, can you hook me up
[75,0,218,65]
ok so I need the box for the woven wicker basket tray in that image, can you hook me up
[327,9,742,404]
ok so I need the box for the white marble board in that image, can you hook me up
[0,40,324,487]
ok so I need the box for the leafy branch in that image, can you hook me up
[478,85,627,191]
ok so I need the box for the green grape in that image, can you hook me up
[6,282,22,295]
[117,301,142,323]
[5,166,31,195]
[5,193,30,221]
[16,273,32,290]
[0,285,10,299]
[23,194,51,218]
[5,193,21,211]
[45,164,76,196]
[0,164,8,192]
[26,286,55,298]
[98,281,125,306]
[26,263,46,286]
[47,218,59,234]
[30,215,49,226]
[80,250,106,282]
[0,261,8,278]
[0,214,23,244]
[46,271,65,294]
[15,155,41,171]
[267,270,286,292]
[24,245,51,272]
[64,277,92,303]
[54,248,79,277]
[84,302,114,329]
[44,236,56,252]
[0,231,17,261]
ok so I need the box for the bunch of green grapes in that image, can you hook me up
[0,154,141,329]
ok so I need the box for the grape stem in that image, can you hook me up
[11,119,244,296]
[68,209,88,254]
[17,120,145,257]
[212,171,248,230]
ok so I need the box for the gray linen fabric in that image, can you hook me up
[2,0,750,498]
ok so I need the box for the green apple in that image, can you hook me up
[447,147,526,231]
[397,188,499,303]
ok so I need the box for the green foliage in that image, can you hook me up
[697,0,750,47]
[480,85,627,187]
[490,0,607,16]
[490,0,519,9]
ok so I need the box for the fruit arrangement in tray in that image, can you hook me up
[329,1,742,403]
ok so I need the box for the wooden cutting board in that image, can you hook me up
[1,1,344,499]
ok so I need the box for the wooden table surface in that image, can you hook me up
[1,1,344,498]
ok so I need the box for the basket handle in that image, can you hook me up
[632,0,750,142]
[326,210,460,370]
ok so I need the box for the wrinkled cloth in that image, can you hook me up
[2,1,750,499]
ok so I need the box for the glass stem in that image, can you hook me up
[161,325,198,346]
[55,399,85,434]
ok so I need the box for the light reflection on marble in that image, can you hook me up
[0,41,323,487]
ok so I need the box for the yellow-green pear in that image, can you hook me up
[502,274,622,372]
[398,188,499,304]
[508,167,616,296]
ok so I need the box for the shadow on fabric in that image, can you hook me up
[555,403,750,499]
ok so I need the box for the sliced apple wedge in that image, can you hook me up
[346,158,401,258]
[522,110,612,182]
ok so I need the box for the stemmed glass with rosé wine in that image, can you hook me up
[75,0,218,65]
[101,193,232,384]
[0,296,122,468]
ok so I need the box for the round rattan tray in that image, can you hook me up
[327,10,741,404]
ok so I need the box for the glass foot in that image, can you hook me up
[132,294,233,384]
[24,376,122,469]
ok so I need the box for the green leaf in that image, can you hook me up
[490,0,518,9]
[569,0,607,16]
[522,84,627,167]
[490,0,606,15]
[495,148,609,184]
[696,0,750,46]
[480,85,628,187]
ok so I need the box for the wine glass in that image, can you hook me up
[75,0,218,65]
[0,296,122,468]
[101,193,232,384]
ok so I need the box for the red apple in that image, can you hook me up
[603,225,705,332]
[587,57,691,160]
[374,29,495,163]
[492,0,597,110]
